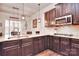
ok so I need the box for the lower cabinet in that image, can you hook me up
[49,36,53,50]
[22,42,33,56]
[33,37,45,55]
[1,35,79,56]
[52,36,60,52]
[38,37,44,52]
[49,36,79,56]
[60,37,70,56]
[33,37,39,55]
[0,51,1,56]
[22,38,33,56]
[0,42,2,56]
[2,46,19,56]
[2,40,19,56]
[70,39,79,56]
[44,36,49,50]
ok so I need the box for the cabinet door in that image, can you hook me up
[63,3,72,15]
[55,3,63,17]
[60,37,70,56]
[0,49,1,55]
[49,36,53,50]
[70,39,79,56]
[38,37,44,52]
[33,38,39,55]
[45,11,50,27]
[22,42,33,56]
[44,36,49,50]
[0,51,1,56]
[2,40,19,56]
[0,42,2,56]
[3,45,19,56]
[49,8,56,25]
[52,36,60,52]
[74,3,79,24]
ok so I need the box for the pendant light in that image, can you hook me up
[38,3,41,23]
[8,6,19,39]
[22,3,25,20]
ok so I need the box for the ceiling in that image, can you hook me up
[0,3,51,17]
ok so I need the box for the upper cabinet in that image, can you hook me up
[45,8,56,27]
[55,3,63,17]
[62,3,77,25]
[74,3,79,24]
[49,8,56,26]
[62,3,70,15]
[62,3,75,16]
[55,3,75,18]
[55,3,76,25]
[44,3,79,27]
[45,11,50,27]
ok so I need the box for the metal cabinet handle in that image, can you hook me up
[22,42,32,47]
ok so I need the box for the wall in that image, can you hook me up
[28,3,79,36]
[27,3,57,35]
[56,25,79,36]
[0,12,29,37]
[0,3,79,37]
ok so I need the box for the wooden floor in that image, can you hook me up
[36,49,61,56]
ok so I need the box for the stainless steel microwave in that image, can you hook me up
[55,15,72,25]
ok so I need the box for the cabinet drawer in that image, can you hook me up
[22,38,32,44]
[22,42,32,47]
[70,47,79,56]
[71,39,79,44]
[3,40,19,47]
[2,45,18,56]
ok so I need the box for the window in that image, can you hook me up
[5,20,21,38]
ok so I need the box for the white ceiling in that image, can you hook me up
[0,3,51,17]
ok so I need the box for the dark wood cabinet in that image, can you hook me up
[0,36,49,56]
[55,3,63,17]
[33,37,39,55]
[44,3,79,27]
[45,12,50,27]
[38,37,44,52]
[55,3,75,17]
[62,3,77,25]
[55,3,79,25]
[3,46,19,56]
[0,42,2,56]
[73,3,79,24]
[49,36,53,50]
[2,40,19,56]
[45,8,56,27]
[0,51,1,56]
[49,8,56,26]
[52,36,60,52]
[70,39,79,56]
[60,37,70,56]
[22,38,33,56]
[49,36,79,56]
[33,36,45,55]
[44,36,49,49]
[1,35,79,56]
[62,3,74,16]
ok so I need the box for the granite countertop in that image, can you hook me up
[50,34,79,39]
[0,34,79,42]
[0,34,47,42]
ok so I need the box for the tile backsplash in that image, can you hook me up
[55,25,79,36]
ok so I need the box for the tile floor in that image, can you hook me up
[36,49,61,56]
